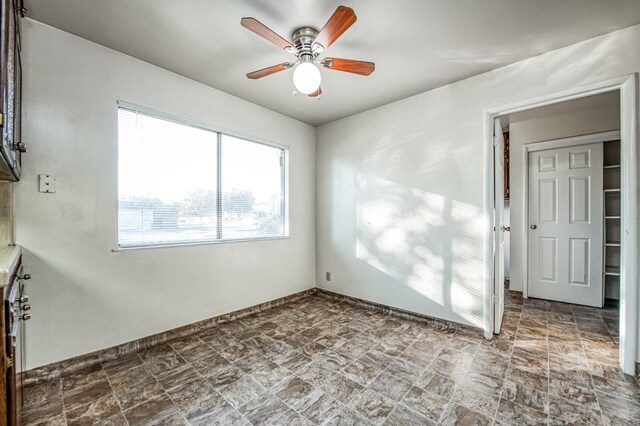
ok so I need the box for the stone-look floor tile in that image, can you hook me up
[113,377,166,411]
[510,347,548,376]
[249,362,291,389]
[273,376,316,410]
[368,371,412,401]
[449,386,499,419]
[101,354,144,377]
[322,372,364,404]
[239,391,290,425]
[592,374,640,401]
[501,380,549,413]
[342,359,383,387]
[468,353,510,379]
[596,391,640,423]
[218,375,266,409]
[277,351,312,372]
[414,371,456,399]
[165,377,215,410]
[65,393,122,425]
[326,406,373,425]
[359,350,395,371]
[108,363,154,388]
[209,409,251,426]
[150,412,190,426]
[464,370,504,396]
[124,394,179,426]
[174,341,217,363]
[549,366,593,388]
[234,351,273,373]
[549,378,599,408]
[63,379,114,411]
[21,400,65,426]
[383,403,434,425]
[299,389,343,424]
[297,361,337,386]
[437,346,474,368]
[23,379,63,408]
[478,339,513,359]
[439,403,492,426]
[21,292,631,426]
[427,358,467,382]
[399,386,447,423]
[61,364,107,394]
[273,409,313,425]
[349,388,396,425]
[504,366,548,394]
[384,356,427,383]
[184,391,234,425]
[495,399,548,425]
[143,349,187,377]
[548,396,603,424]
[207,363,245,388]
[156,364,202,390]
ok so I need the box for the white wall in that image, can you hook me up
[16,20,316,369]
[316,24,640,351]
[508,93,620,293]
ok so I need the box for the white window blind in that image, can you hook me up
[117,107,287,248]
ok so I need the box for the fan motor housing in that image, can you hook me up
[292,27,318,62]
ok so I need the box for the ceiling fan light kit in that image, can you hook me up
[241,6,375,98]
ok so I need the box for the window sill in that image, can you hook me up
[111,236,291,252]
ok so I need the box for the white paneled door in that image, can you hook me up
[494,118,505,332]
[528,143,603,307]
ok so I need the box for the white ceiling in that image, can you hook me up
[27,0,640,126]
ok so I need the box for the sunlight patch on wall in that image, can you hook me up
[354,173,485,325]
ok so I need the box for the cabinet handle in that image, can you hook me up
[530,224,537,230]
[20,313,31,321]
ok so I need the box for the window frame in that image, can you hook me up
[115,101,290,250]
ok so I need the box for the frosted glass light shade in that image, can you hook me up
[293,62,321,94]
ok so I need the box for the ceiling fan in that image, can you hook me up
[241,6,375,98]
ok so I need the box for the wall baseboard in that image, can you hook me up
[315,288,483,335]
[25,288,317,386]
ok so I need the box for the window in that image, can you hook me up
[117,106,287,248]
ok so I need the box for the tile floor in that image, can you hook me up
[21,292,637,425]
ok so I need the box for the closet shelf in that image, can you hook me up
[604,188,621,193]
[605,216,621,220]
[605,266,621,276]
[604,164,621,169]
[605,242,621,247]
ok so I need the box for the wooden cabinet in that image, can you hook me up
[0,0,24,182]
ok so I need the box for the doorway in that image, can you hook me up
[484,74,638,374]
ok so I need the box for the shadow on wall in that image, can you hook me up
[354,173,485,328]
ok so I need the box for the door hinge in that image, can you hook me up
[0,113,3,127]
[279,155,284,167]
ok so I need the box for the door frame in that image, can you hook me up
[524,133,615,300]
[483,74,638,375]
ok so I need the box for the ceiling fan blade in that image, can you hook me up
[308,87,322,97]
[312,6,357,52]
[321,58,375,76]
[241,17,294,52]
[246,62,294,79]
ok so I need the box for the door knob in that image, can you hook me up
[501,226,511,232]
[530,224,537,230]
[22,304,31,311]
[20,314,31,321]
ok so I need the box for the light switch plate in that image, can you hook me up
[38,174,56,193]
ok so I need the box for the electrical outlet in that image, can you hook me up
[325,272,331,282]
